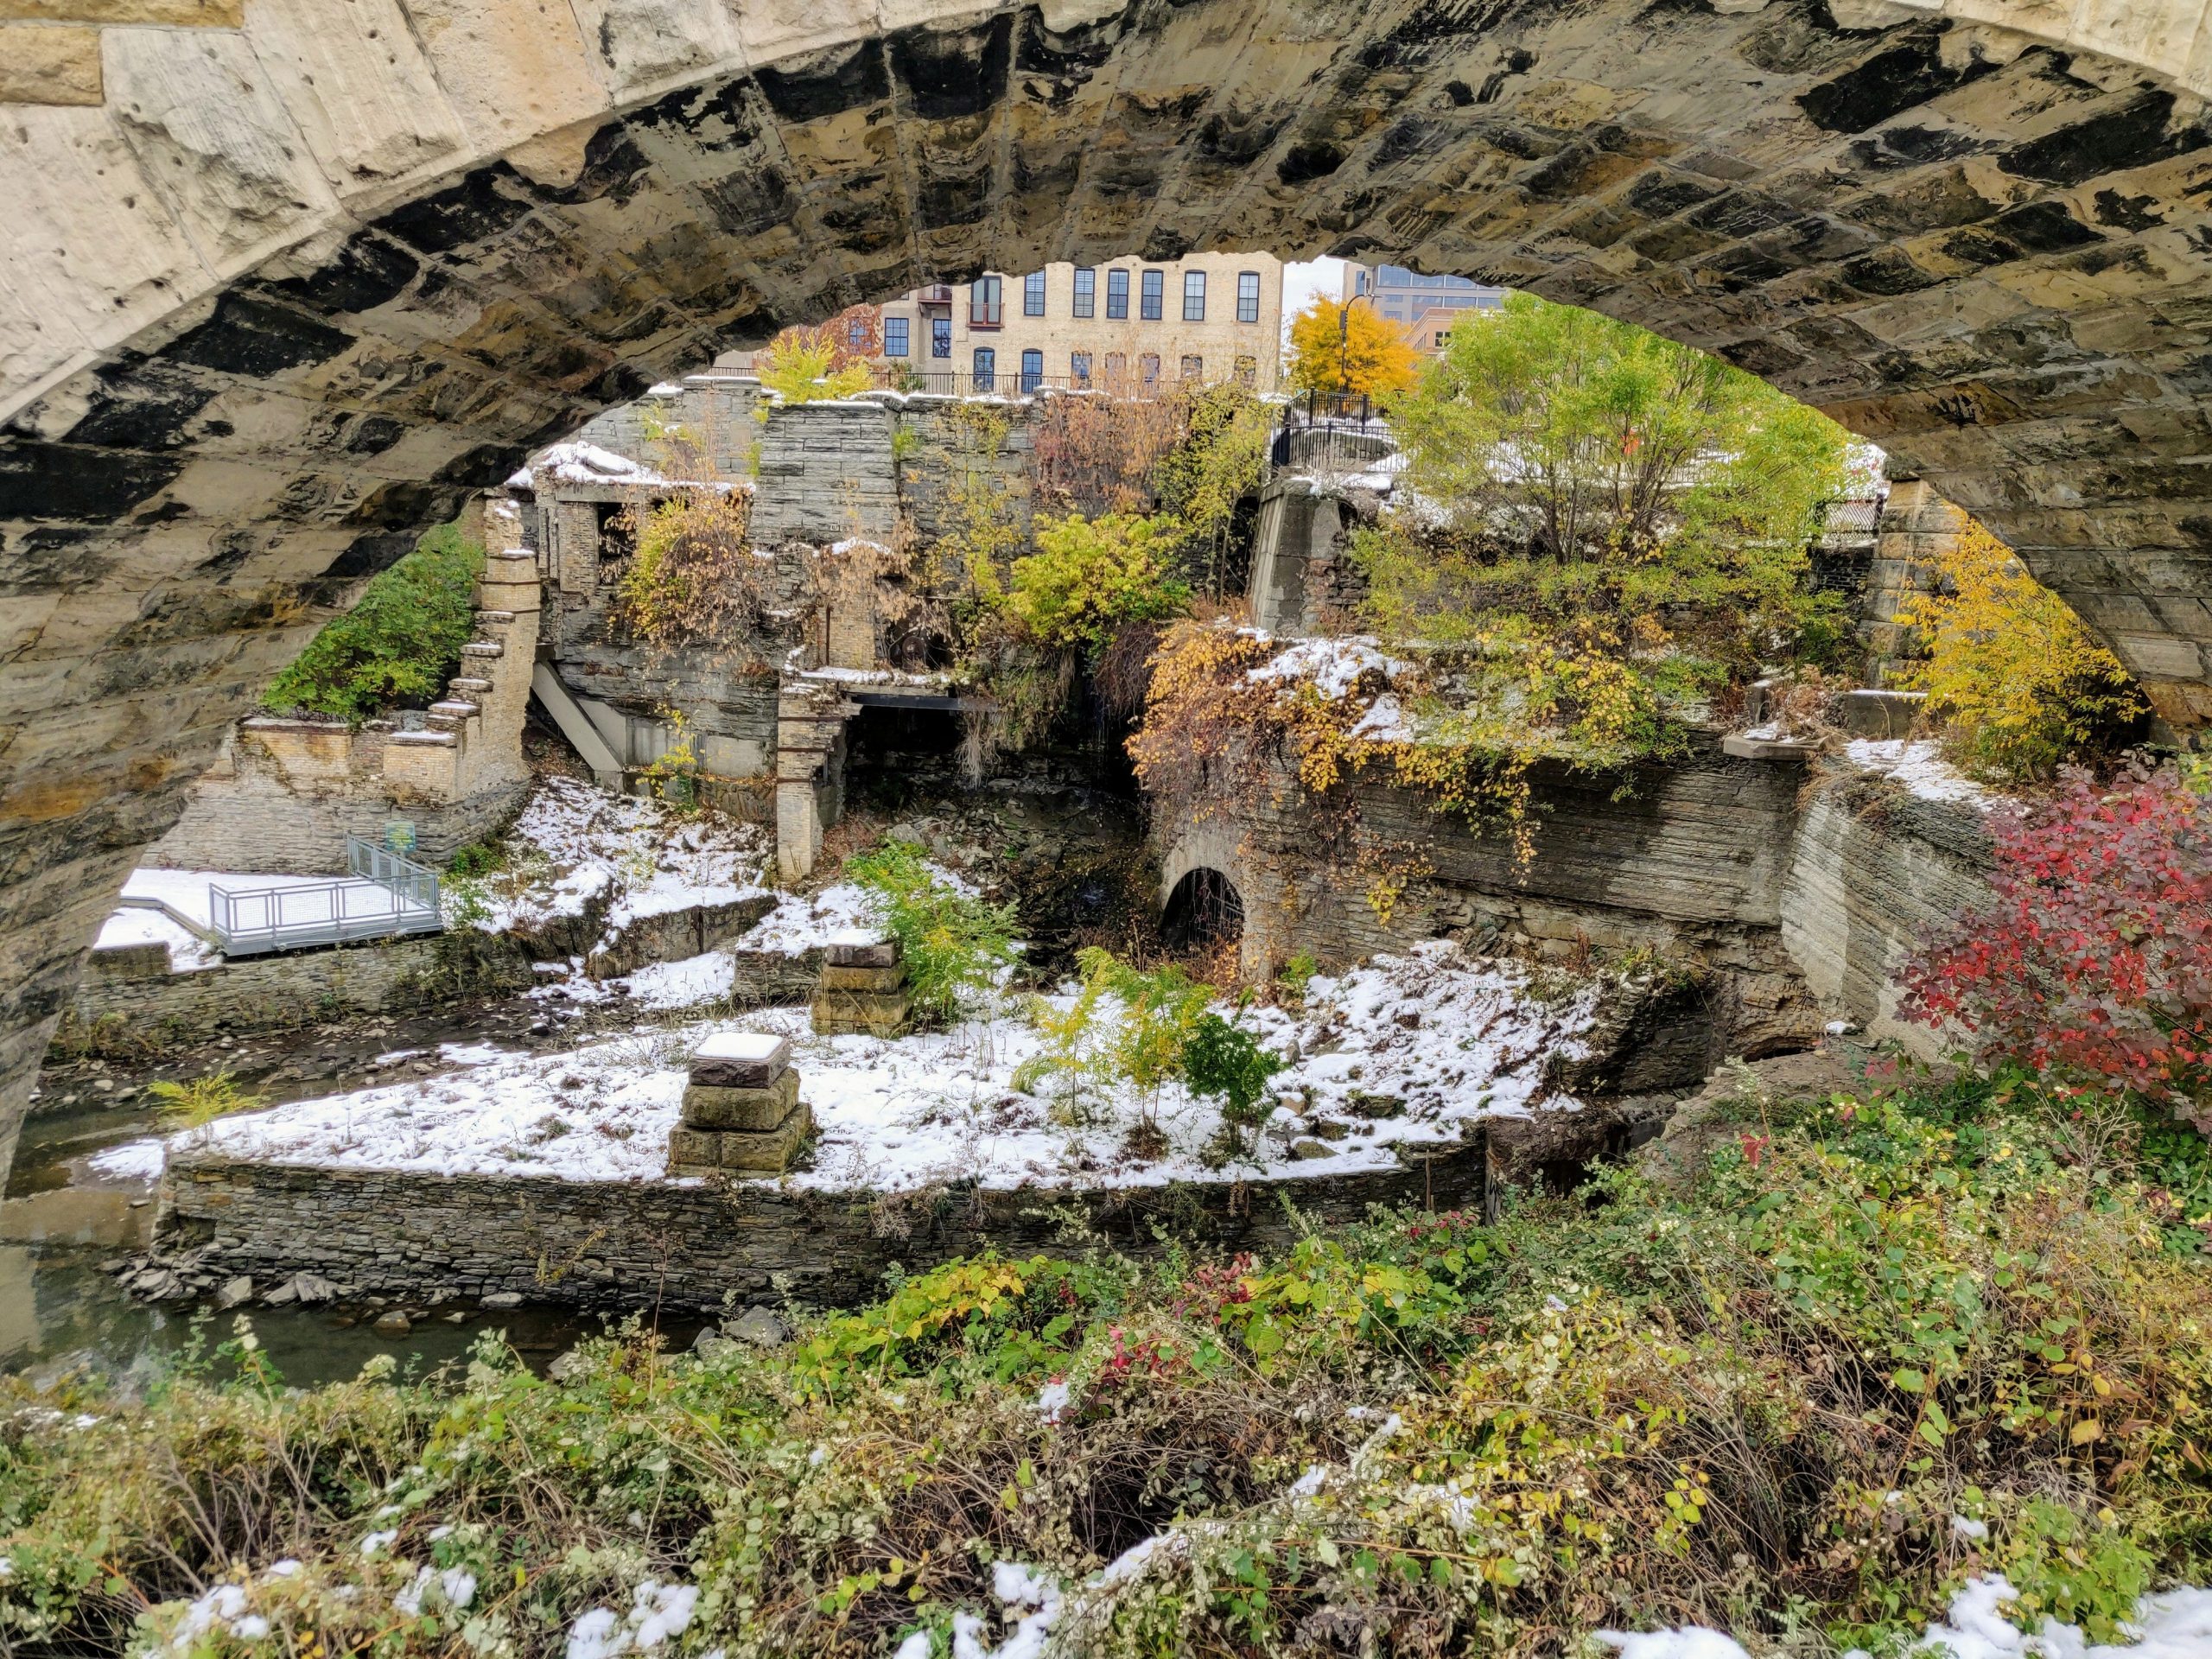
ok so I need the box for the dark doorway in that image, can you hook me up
[1160,867,1244,950]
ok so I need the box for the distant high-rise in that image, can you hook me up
[1342,264,1507,355]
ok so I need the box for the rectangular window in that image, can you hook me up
[1233,353,1255,385]
[1104,351,1126,380]
[1106,269,1128,320]
[1024,270,1046,317]
[884,316,909,357]
[1179,353,1203,380]
[848,316,870,349]
[1140,352,1160,383]
[931,316,951,359]
[1020,348,1044,392]
[1071,350,1092,385]
[1072,267,1096,318]
[1141,269,1164,321]
[1182,270,1206,321]
[972,346,995,391]
[1236,270,1261,324]
[970,275,1001,327]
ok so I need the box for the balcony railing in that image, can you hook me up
[207,836,442,957]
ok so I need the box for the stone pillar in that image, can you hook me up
[1858,477,1968,686]
[810,933,911,1036]
[668,1032,812,1176]
[773,681,855,883]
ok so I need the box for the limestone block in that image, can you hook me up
[817,962,904,992]
[810,988,909,1037]
[0,1,240,18]
[680,1070,799,1132]
[667,1127,720,1171]
[567,0,741,96]
[690,1030,790,1089]
[0,24,99,104]
[102,28,341,270]
[718,1102,811,1173]
[824,932,898,969]
[397,0,609,163]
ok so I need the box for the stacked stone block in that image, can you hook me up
[810,933,910,1038]
[668,1033,812,1177]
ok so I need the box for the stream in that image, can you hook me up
[4,995,705,1391]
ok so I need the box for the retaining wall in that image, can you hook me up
[155,1140,1492,1313]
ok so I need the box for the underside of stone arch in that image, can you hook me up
[9,0,2212,1163]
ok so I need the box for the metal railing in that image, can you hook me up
[207,836,442,957]
[1269,391,1399,479]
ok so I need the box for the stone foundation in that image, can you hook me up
[154,1139,1502,1314]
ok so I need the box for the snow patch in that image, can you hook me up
[1843,738,1989,807]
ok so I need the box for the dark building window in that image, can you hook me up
[1106,268,1128,319]
[1020,349,1044,391]
[1141,269,1164,321]
[970,275,1001,327]
[973,346,995,391]
[1104,351,1126,380]
[1072,267,1095,318]
[1071,350,1092,385]
[1234,353,1255,385]
[1183,270,1206,321]
[884,316,909,357]
[848,316,869,348]
[1140,352,1160,383]
[1236,270,1261,323]
[1179,353,1203,380]
[931,316,951,358]
[1024,271,1046,316]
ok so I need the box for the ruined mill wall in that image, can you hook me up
[1162,743,1991,1074]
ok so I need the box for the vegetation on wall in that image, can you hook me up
[260,524,483,725]
[612,486,764,652]
[846,839,1019,1027]
[1896,518,2145,783]
[1285,297,1422,399]
[1006,513,1192,654]
[4,1069,2203,1658]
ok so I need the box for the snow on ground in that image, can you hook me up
[477,778,771,938]
[123,942,1593,1193]
[1843,738,1989,807]
[94,906,219,973]
[1249,636,1412,698]
[1594,1576,2212,1659]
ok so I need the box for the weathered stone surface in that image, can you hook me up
[0,25,99,104]
[810,987,909,1037]
[689,1030,790,1090]
[155,1134,1495,1312]
[0,2,239,19]
[14,0,2212,1188]
[823,934,899,969]
[679,1068,799,1132]
[817,962,904,993]
[666,1100,811,1175]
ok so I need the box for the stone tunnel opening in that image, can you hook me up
[1160,866,1245,952]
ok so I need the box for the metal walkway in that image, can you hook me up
[207,837,442,957]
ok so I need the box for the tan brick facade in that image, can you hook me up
[874,254,1285,395]
[0,0,238,105]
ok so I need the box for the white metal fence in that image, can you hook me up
[207,837,442,957]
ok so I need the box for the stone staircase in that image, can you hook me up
[383,539,539,804]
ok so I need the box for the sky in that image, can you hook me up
[1283,257,1345,321]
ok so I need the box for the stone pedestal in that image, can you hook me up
[810,932,910,1037]
[668,1032,811,1177]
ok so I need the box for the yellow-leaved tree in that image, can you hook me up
[1285,298,1421,401]
[1897,518,2145,781]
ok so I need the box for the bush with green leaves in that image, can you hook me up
[1005,512,1191,655]
[261,524,484,724]
[1180,1012,1287,1150]
[844,840,1019,1025]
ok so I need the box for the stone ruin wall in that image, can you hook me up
[1166,742,1993,1076]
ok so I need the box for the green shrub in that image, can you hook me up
[1180,1012,1286,1148]
[1005,512,1191,654]
[845,840,1019,1025]
[261,524,484,724]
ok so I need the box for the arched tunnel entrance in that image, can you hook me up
[6,0,2212,1165]
[1160,866,1246,954]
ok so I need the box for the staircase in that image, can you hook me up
[382,545,539,803]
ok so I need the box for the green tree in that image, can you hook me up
[262,523,483,725]
[1006,512,1192,654]
[1152,381,1273,596]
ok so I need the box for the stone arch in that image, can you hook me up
[1158,821,1247,918]
[11,0,2212,1159]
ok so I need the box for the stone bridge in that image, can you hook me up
[8,0,2212,1166]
